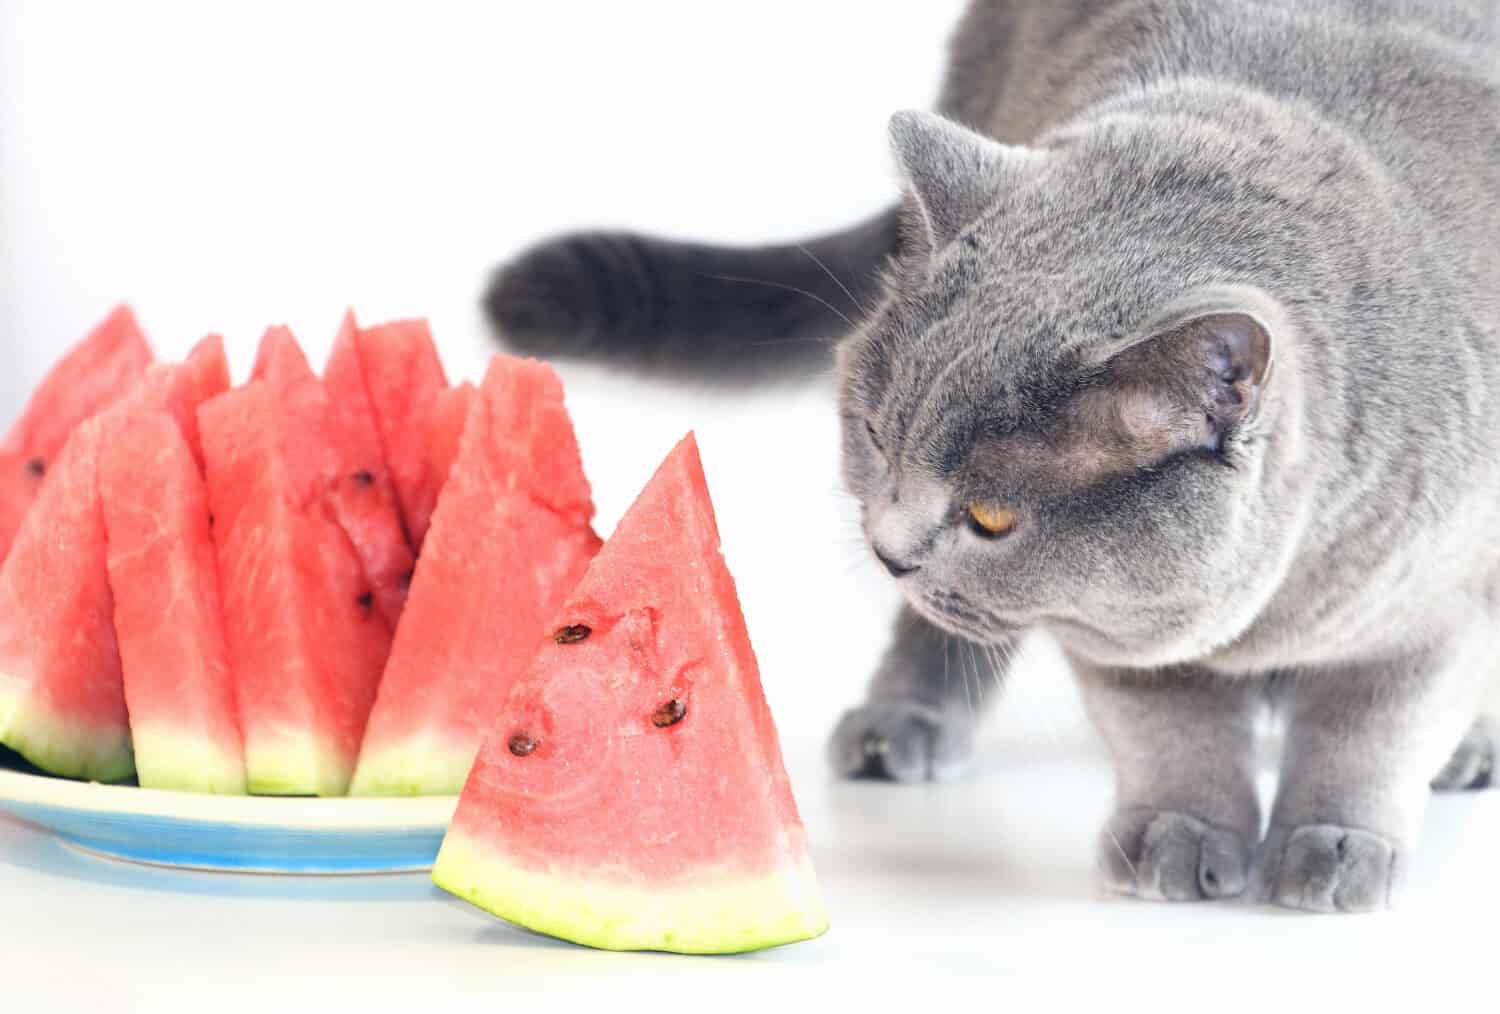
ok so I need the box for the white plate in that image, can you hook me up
[0,762,457,875]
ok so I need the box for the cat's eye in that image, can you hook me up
[864,419,886,456]
[966,502,1018,539]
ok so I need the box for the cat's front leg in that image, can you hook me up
[828,606,1013,783]
[1076,662,1265,902]
[1262,642,1489,913]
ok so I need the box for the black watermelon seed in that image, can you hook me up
[508,733,537,757]
[356,591,374,611]
[652,699,687,728]
[399,568,414,592]
[24,458,45,478]
[554,624,591,644]
[351,470,374,487]
[208,513,216,529]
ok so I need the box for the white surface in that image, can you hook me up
[2,2,1497,1008]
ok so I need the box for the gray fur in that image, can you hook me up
[833,0,1500,914]
[487,0,1500,913]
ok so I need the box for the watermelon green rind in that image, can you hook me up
[347,736,473,797]
[0,682,134,784]
[242,733,351,797]
[433,830,828,954]
[124,724,244,795]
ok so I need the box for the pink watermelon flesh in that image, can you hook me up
[432,433,827,954]
[100,411,245,794]
[200,380,392,796]
[0,418,132,782]
[252,326,413,630]
[349,357,601,796]
[353,319,449,549]
[116,334,231,471]
[422,381,475,501]
[0,305,153,562]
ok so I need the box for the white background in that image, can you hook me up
[2,2,1496,1008]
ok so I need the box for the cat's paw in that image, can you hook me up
[1259,824,1403,913]
[827,701,973,783]
[1099,808,1252,902]
[1431,716,1497,791]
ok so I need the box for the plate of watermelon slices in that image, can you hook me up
[0,304,828,951]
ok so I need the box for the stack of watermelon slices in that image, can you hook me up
[0,305,827,953]
[0,306,597,797]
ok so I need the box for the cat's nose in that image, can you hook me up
[872,544,920,579]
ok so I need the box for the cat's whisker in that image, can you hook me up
[797,243,872,319]
[943,634,952,709]
[696,272,858,331]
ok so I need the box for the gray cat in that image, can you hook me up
[485,0,1500,913]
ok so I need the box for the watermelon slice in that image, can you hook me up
[350,319,449,548]
[432,434,827,954]
[200,379,392,796]
[349,357,600,796]
[0,418,133,782]
[0,305,153,562]
[100,411,245,794]
[252,326,413,629]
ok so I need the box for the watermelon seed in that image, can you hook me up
[554,624,592,644]
[24,458,45,478]
[357,591,374,611]
[508,733,538,757]
[352,470,374,487]
[399,568,414,591]
[652,699,687,728]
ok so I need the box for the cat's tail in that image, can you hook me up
[482,207,901,377]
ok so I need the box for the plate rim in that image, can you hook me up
[0,766,458,830]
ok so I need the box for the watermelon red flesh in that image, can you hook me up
[0,305,154,562]
[422,381,475,500]
[199,381,391,796]
[0,418,132,782]
[100,411,245,794]
[349,357,601,796]
[352,319,449,549]
[432,433,827,954]
[118,335,231,472]
[253,326,413,629]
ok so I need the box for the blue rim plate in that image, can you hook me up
[0,765,458,875]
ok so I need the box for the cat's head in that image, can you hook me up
[839,110,1303,667]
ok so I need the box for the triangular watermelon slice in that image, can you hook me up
[348,318,450,549]
[98,338,244,794]
[200,378,392,796]
[432,434,827,954]
[101,411,244,794]
[349,356,601,796]
[0,417,132,782]
[0,305,153,563]
[252,326,413,629]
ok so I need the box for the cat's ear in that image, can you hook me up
[889,110,1030,250]
[1087,309,1276,459]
